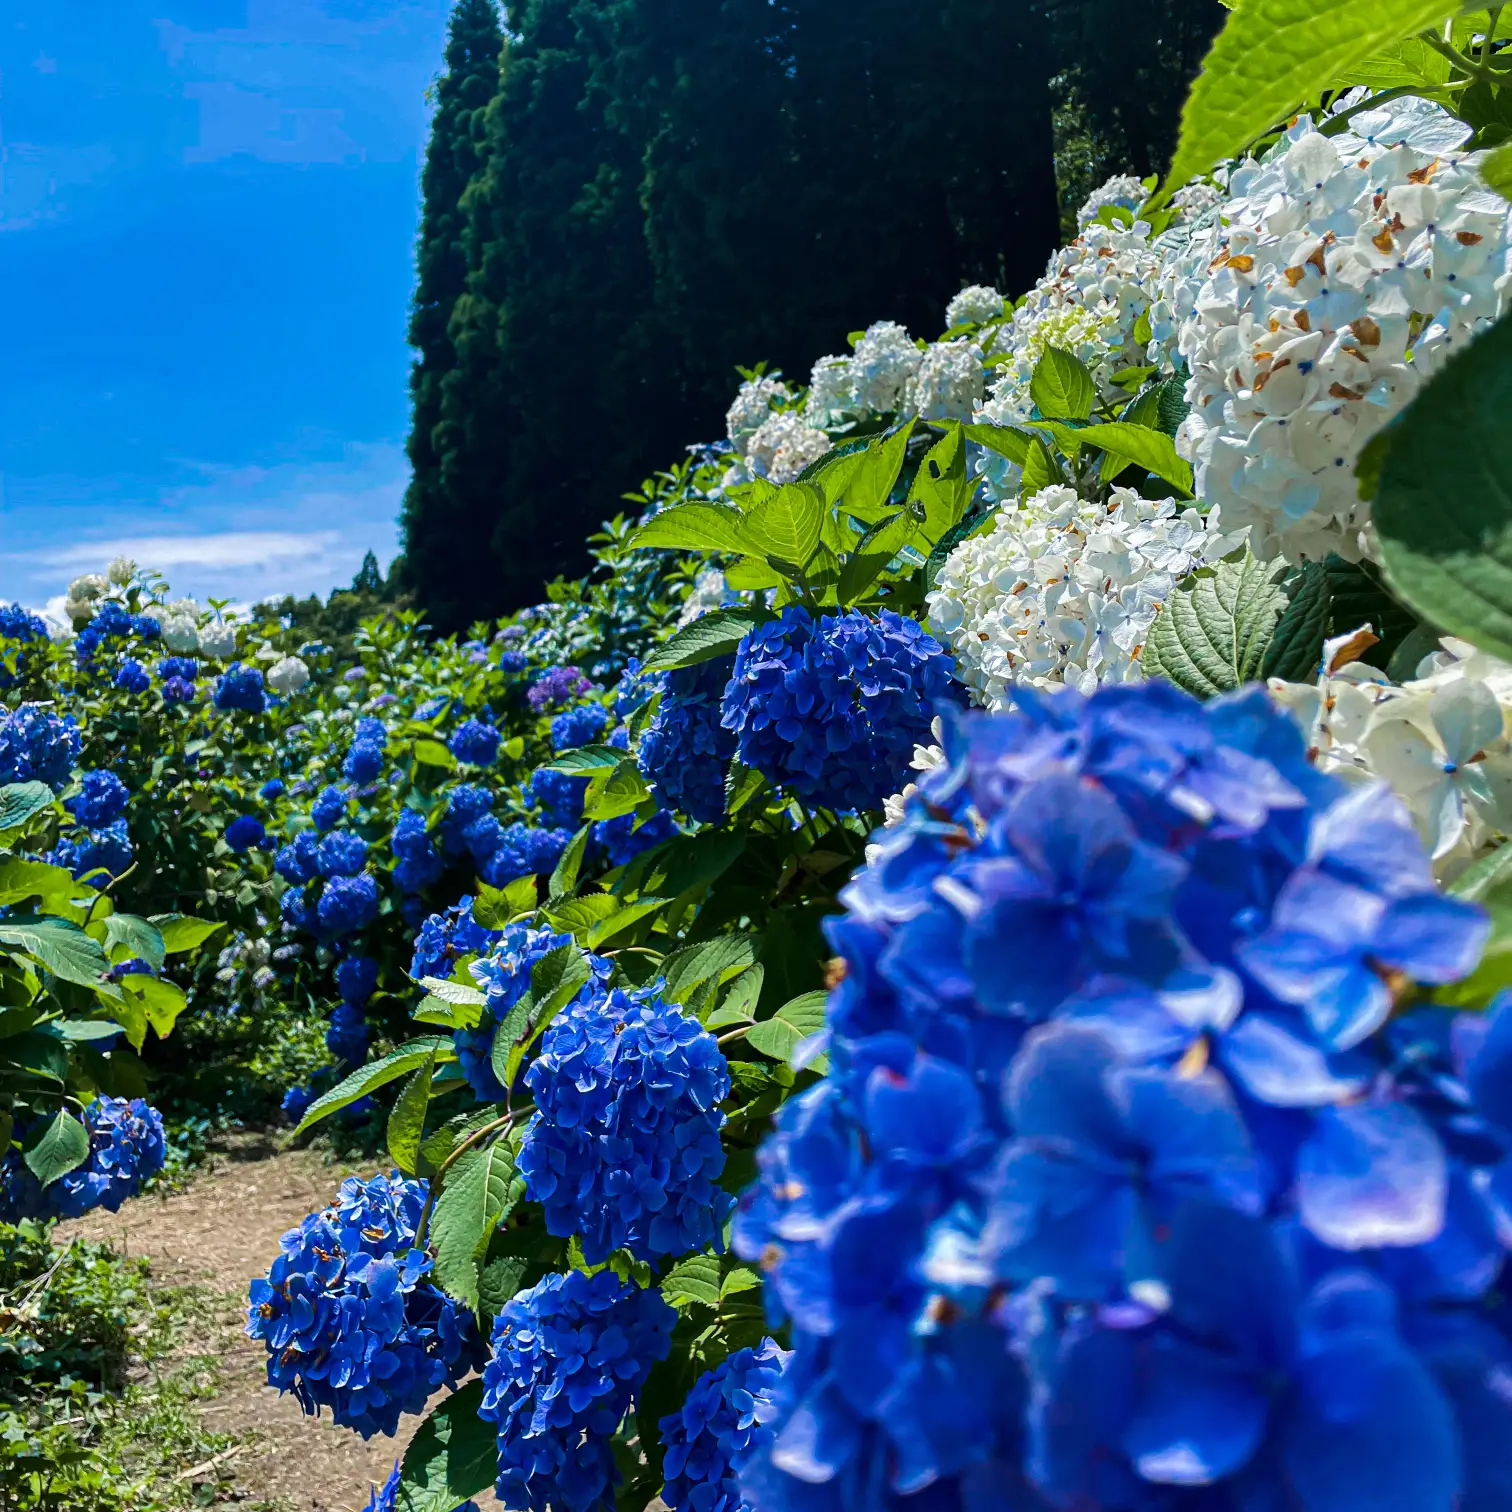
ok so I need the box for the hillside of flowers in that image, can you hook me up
[5,4,1512,1510]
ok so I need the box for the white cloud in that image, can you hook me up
[39,530,344,575]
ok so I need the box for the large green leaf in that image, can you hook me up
[640,609,764,674]
[1486,140,1512,201]
[119,974,187,1039]
[538,743,625,775]
[24,1108,91,1186]
[1374,317,1512,659]
[1164,0,1453,195]
[582,761,650,822]
[491,944,593,1091]
[1140,551,1290,697]
[0,858,84,915]
[907,425,973,545]
[741,484,825,568]
[745,991,829,1062]
[397,1381,498,1512]
[663,934,756,1007]
[429,1139,517,1312]
[629,502,753,555]
[835,508,923,605]
[1079,422,1193,496]
[103,913,166,973]
[1261,562,1331,681]
[293,1038,453,1135]
[659,1252,722,1310]
[0,916,108,988]
[833,420,915,524]
[150,914,226,956]
[1,1031,69,1086]
[1030,346,1095,421]
[387,1050,437,1177]
[0,782,55,836]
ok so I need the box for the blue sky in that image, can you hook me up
[0,0,454,617]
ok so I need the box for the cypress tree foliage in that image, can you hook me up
[397,0,505,627]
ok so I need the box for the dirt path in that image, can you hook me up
[57,1132,501,1512]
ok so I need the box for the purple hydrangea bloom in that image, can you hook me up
[528,665,592,713]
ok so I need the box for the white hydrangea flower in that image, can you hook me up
[1170,179,1224,224]
[946,285,1005,329]
[676,569,739,628]
[267,656,310,695]
[926,484,1236,709]
[726,375,791,447]
[804,354,856,428]
[106,555,137,587]
[867,718,947,864]
[1077,173,1148,228]
[253,640,282,662]
[157,615,200,653]
[198,620,238,660]
[1174,97,1512,564]
[67,573,108,603]
[977,220,1167,426]
[745,411,831,484]
[1267,625,1395,781]
[904,341,986,421]
[849,321,924,415]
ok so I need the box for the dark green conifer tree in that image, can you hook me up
[397,0,505,627]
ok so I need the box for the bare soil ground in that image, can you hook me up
[57,1131,500,1512]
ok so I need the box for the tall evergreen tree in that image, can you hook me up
[397,0,505,623]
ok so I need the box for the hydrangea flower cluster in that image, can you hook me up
[315,874,379,939]
[392,808,444,893]
[945,284,1005,330]
[527,767,586,828]
[550,702,609,751]
[344,716,387,783]
[226,814,266,853]
[721,607,954,811]
[275,830,319,884]
[213,661,268,713]
[927,484,1239,709]
[676,570,740,630]
[1076,170,1147,226]
[726,374,792,448]
[361,1462,477,1512]
[528,665,592,713]
[454,922,610,1101]
[113,657,150,694]
[48,820,133,886]
[0,603,51,688]
[246,1172,484,1438]
[1167,97,1512,562]
[900,339,985,422]
[326,1002,369,1066]
[267,655,310,696]
[519,979,734,1263]
[74,599,161,662]
[481,822,573,888]
[743,411,832,484]
[67,769,128,828]
[0,704,81,791]
[637,656,738,825]
[733,680,1501,1512]
[316,830,369,878]
[312,784,348,831]
[448,716,501,767]
[0,1097,166,1222]
[157,656,198,703]
[658,1340,788,1512]
[978,217,1163,426]
[478,1269,675,1512]
[410,897,500,983]
[591,808,677,869]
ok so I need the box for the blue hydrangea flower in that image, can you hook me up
[113,658,150,694]
[246,1172,485,1438]
[74,602,158,663]
[659,1340,789,1512]
[157,655,198,685]
[591,810,677,869]
[731,680,1496,1512]
[613,657,656,717]
[50,819,133,886]
[392,808,443,892]
[327,1002,369,1066]
[477,823,571,887]
[337,955,379,1006]
[478,1270,675,1512]
[275,831,319,883]
[345,740,385,784]
[213,661,268,713]
[439,784,495,857]
[0,704,81,791]
[260,778,286,800]
[550,703,609,752]
[0,1097,166,1222]
[281,1083,315,1123]
[520,980,734,1263]
[720,606,954,812]
[361,1462,477,1512]
[280,886,315,934]
[317,874,379,939]
[67,770,129,828]
[636,656,737,826]
[527,665,592,713]
[449,717,502,767]
[226,814,266,853]
[410,897,500,983]
[316,830,369,878]
[498,649,527,675]
[528,768,586,828]
[453,924,610,1102]
[312,784,348,832]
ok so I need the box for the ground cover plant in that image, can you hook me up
[4,1,1512,1509]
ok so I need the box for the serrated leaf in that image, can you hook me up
[387,1051,436,1176]
[294,1038,454,1135]
[539,743,626,774]
[542,894,621,934]
[429,1139,517,1312]
[660,1252,721,1310]
[2,1030,69,1085]
[741,484,825,569]
[723,762,766,817]
[0,916,108,988]
[960,422,1033,465]
[1141,551,1289,698]
[477,1254,528,1314]
[907,424,973,545]
[833,420,915,524]
[746,990,829,1062]
[413,738,457,772]
[836,509,922,605]
[0,782,55,835]
[149,914,225,955]
[24,1108,91,1186]
[584,762,651,823]
[493,944,593,1091]
[1079,422,1193,495]
[103,914,166,973]
[418,975,486,1006]
[396,1380,497,1512]
[548,824,592,903]
[120,974,187,1039]
[1030,346,1096,421]
[472,878,537,931]
[704,963,765,1030]
[641,611,762,675]
[629,502,753,555]
[1163,0,1452,196]
[1262,561,1332,681]
[663,934,756,1006]
[0,858,86,915]
[1375,318,1512,662]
